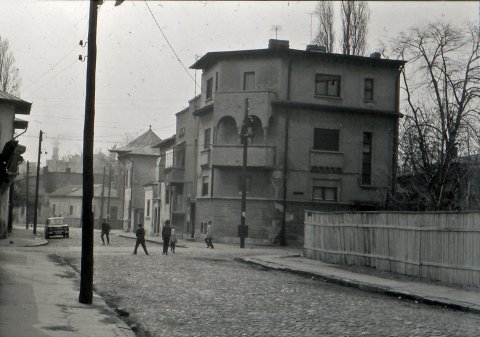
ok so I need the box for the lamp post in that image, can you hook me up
[239,98,252,248]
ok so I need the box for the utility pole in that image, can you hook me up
[33,131,43,236]
[99,166,106,225]
[7,181,14,234]
[26,161,29,229]
[79,0,99,305]
[239,98,250,248]
[107,164,112,220]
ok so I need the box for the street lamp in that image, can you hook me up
[239,98,253,248]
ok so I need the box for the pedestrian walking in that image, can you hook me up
[101,218,110,245]
[205,223,214,249]
[162,220,172,255]
[170,228,177,253]
[133,224,149,255]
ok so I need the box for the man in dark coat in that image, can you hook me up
[162,220,172,255]
[133,224,149,255]
[101,218,110,245]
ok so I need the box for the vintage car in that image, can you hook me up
[44,217,70,239]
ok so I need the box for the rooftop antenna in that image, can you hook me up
[270,25,282,39]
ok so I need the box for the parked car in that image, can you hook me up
[44,217,69,239]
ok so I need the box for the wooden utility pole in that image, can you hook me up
[99,166,106,224]
[106,164,112,220]
[26,161,29,229]
[33,131,43,236]
[79,0,99,305]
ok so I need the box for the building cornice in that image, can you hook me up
[271,101,403,118]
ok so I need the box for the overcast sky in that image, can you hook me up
[1,0,478,163]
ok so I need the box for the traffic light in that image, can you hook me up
[0,140,25,184]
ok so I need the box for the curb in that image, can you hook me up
[237,256,480,315]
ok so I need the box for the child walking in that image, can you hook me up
[170,228,177,253]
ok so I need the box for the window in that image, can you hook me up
[364,78,374,101]
[202,176,209,196]
[146,200,150,217]
[313,128,340,151]
[215,72,219,91]
[315,74,341,97]
[206,77,213,100]
[52,204,56,216]
[312,179,338,201]
[69,205,73,215]
[204,128,211,149]
[110,206,118,220]
[165,186,170,204]
[362,132,372,185]
[165,149,173,168]
[243,72,255,91]
[179,126,185,137]
[238,175,251,192]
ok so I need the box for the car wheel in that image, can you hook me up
[66,234,69,238]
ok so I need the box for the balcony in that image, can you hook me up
[211,144,275,168]
[164,166,185,184]
[310,150,344,173]
[214,91,277,126]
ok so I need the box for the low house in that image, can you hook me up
[48,184,122,228]
[0,90,30,238]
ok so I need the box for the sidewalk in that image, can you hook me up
[0,224,47,247]
[0,226,136,337]
[240,254,480,314]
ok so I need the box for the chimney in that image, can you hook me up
[306,45,327,53]
[268,39,289,50]
[370,52,381,59]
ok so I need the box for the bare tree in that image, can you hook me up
[393,22,480,210]
[313,0,335,53]
[0,36,21,95]
[341,1,370,56]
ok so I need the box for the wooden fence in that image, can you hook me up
[304,211,480,287]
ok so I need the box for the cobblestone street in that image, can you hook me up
[37,229,480,336]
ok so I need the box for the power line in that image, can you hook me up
[143,0,202,93]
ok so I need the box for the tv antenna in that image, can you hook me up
[270,25,282,39]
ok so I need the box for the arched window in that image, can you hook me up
[217,116,238,145]
[249,115,264,145]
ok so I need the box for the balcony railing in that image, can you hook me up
[214,91,277,124]
[310,150,344,172]
[211,144,275,168]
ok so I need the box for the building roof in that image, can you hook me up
[110,128,161,156]
[49,184,119,198]
[152,134,176,149]
[0,90,31,115]
[190,45,405,70]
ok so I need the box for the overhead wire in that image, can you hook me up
[143,0,203,93]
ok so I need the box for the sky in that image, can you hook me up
[1,0,478,164]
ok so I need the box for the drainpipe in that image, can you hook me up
[281,55,297,246]
[390,64,404,208]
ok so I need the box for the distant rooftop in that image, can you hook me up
[110,128,161,156]
[0,90,31,115]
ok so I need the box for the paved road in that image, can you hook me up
[17,228,480,336]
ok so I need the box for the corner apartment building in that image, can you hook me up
[162,40,405,244]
